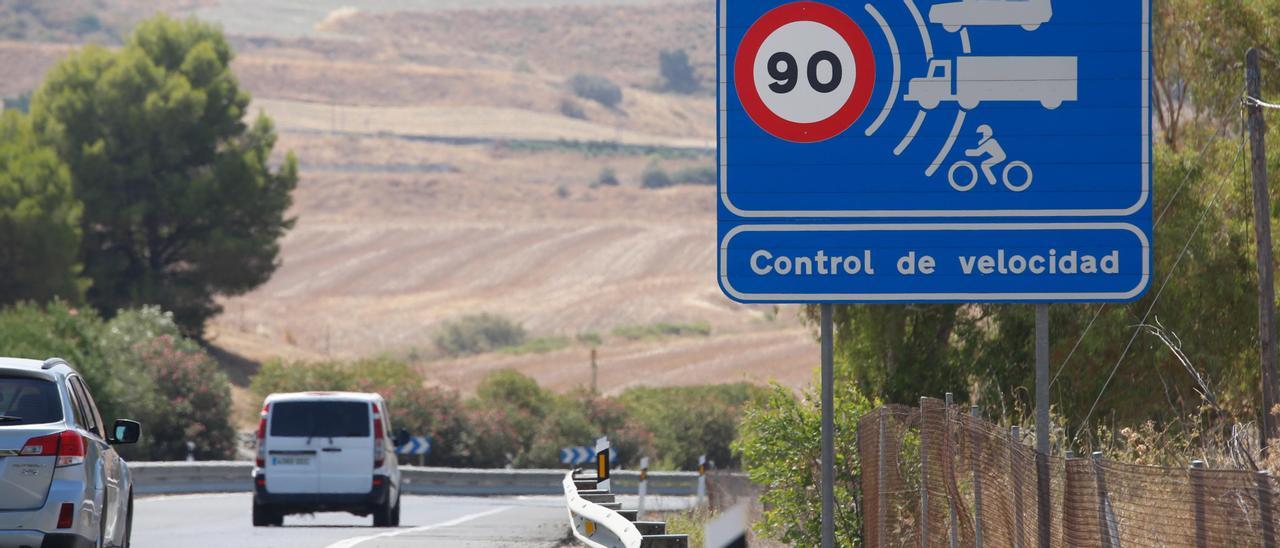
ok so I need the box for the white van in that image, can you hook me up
[251,392,409,527]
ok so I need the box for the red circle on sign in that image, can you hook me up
[734,1,877,143]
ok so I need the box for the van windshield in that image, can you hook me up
[0,377,63,426]
[270,401,370,438]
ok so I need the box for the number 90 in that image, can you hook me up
[767,50,843,94]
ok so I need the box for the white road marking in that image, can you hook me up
[323,506,513,548]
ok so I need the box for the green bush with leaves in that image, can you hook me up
[595,167,620,187]
[0,303,237,460]
[432,313,527,356]
[0,301,110,412]
[641,163,674,189]
[659,49,699,94]
[734,363,876,547]
[568,73,623,108]
[621,383,769,470]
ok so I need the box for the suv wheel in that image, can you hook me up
[372,497,394,527]
[253,501,280,527]
[391,494,401,527]
[123,492,134,547]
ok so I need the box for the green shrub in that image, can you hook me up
[659,49,699,94]
[117,334,236,460]
[611,321,711,341]
[734,368,876,546]
[469,370,555,467]
[0,303,237,460]
[559,97,586,119]
[0,301,111,414]
[641,163,674,189]
[568,73,623,108]
[502,335,571,355]
[595,167,620,187]
[672,165,717,186]
[523,389,654,468]
[621,384,769,470]
[433,313,526,356]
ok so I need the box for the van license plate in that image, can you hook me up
[272,456,311,466]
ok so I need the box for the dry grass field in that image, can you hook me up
[5,0,821,396]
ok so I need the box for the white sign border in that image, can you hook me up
[717,0,1152,219]
[718,222,1152,302]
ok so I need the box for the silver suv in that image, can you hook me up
[0,357,140,548]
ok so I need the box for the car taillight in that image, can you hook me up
[21,431,84,467]
[256,404,269,468]
[372,404,385,468]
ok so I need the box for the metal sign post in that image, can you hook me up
[1035,304,1051,548]
[821,304,835,548]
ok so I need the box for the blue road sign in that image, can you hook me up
[559,446,618,465]
[718,0,1151,303]
[395,436,431,456]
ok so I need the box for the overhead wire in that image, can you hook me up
[1072,99,1249,443]
[1049,129,1225,390]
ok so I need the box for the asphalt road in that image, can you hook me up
[131,493,570,548]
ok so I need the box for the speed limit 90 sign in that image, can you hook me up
[734,2,876,143]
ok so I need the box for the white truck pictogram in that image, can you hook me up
[903,56,1077,111]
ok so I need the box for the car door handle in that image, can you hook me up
[322,447,342,452]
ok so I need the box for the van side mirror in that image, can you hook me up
[395,428,411,448]
[110,419,141,445]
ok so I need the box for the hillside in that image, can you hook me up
[2,0,821,396]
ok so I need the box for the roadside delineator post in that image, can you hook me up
[595,436,611,492]
[637,456,650,520]
[696,454,708,507]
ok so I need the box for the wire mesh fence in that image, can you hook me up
[859,397,1280,547]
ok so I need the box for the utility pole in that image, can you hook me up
[1247,47,1280,452]
[590,347,599,394]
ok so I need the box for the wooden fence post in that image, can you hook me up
[1011,426,1024,548]
[1191,460,1207,548]
[878,408,887,548]
[920,398,930,548]
[1260,470,1276,548]
[1091,451,1116,548]
[945,393,958,548]
[971,405,983,548]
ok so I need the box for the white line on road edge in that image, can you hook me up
[324,506,513,548]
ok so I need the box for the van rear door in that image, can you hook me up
[312,401,374,494]
[0,377,63,510]
[264,401,321,494]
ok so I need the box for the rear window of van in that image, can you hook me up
[270,401,370,438]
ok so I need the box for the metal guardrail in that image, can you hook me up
[128,462,699,497]
[564,470,646,548]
